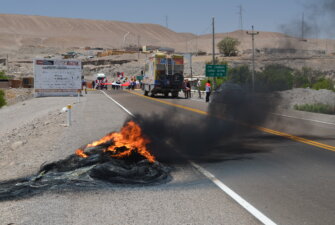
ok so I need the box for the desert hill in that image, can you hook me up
[0,14,196,51]
[0,14,334,55]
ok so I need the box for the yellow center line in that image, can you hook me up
[125,90,335,152]
[127,90,208,115]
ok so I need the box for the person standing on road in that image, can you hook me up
[182,79,187,99]
[186,79,191,99]
[205,80,211,103]
[91,80,95,89]
[196,79,201,98]
[82,79,87,94]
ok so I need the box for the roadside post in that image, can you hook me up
[77,90,80,103]
[212,17,216,89]
[67,104,72,126]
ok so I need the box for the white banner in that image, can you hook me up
[34,59,82,97]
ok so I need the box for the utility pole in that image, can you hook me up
[190,53,193,81]
[195,34,198,53]
[137,35,140,60]
[246,25,259,92]
[301,12,307,42]
[6,54,9,73]
[212,17,215,65]
[165,15,169,29]
[212,17,216,89]
[238,5,243,32]
[301,13,305,41]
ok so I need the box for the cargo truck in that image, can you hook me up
[142,53,184,97]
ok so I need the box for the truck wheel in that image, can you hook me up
[144,90,149,96]
[172,92,178,98]
[164,92,169,97]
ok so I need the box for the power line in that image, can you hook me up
[200,24,211,35]
[182,20,213,53]
[301,12,307,41]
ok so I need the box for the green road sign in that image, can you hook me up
[136,75,143,80]
[205,64,227,77]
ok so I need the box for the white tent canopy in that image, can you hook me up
[96,73,106,78]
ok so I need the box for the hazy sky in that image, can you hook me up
[0,0,330,38]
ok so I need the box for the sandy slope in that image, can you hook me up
[0,14,193,50]
[0,14,334,53]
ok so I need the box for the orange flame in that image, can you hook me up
[75,121,155,163]
[75,149,88,158]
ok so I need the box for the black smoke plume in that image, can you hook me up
[280,0,335,39]
[133,82,280,163]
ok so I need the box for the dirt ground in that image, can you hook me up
[3,88,34,105]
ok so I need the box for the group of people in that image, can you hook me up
[126,78,140,90]
[85,75,212,103]
[183,78,212,102]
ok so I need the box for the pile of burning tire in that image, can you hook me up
[0,121,170,201]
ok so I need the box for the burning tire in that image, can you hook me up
[0,121,171,201]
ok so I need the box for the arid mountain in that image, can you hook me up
[0,14,194,51]
[0,14,334,54]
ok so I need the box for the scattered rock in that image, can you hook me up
[10,140,27,150]
[3,88,34,106]
[278,88,335,109]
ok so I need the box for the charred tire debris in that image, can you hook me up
[0,144,170,202]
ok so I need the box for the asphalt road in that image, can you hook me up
[0,91,260,225]
[104,89,335,225]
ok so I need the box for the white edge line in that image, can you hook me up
[101,90,135,117]
[102,89,277,225]
[271,113,335,126]
[189,161,277,225]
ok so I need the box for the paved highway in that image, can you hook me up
[104,89,335,225]
[1,89,334,225]
[0,91,260,225]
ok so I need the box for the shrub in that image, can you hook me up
[217,37,240,56]
[0,89,6,108]
[311,78,334,91]
[294,103,335,114]
[293,72,311,88]
[0,70,9,80]
[255,64,294,92]
[228,65,252,86]
[203,63,335,93]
